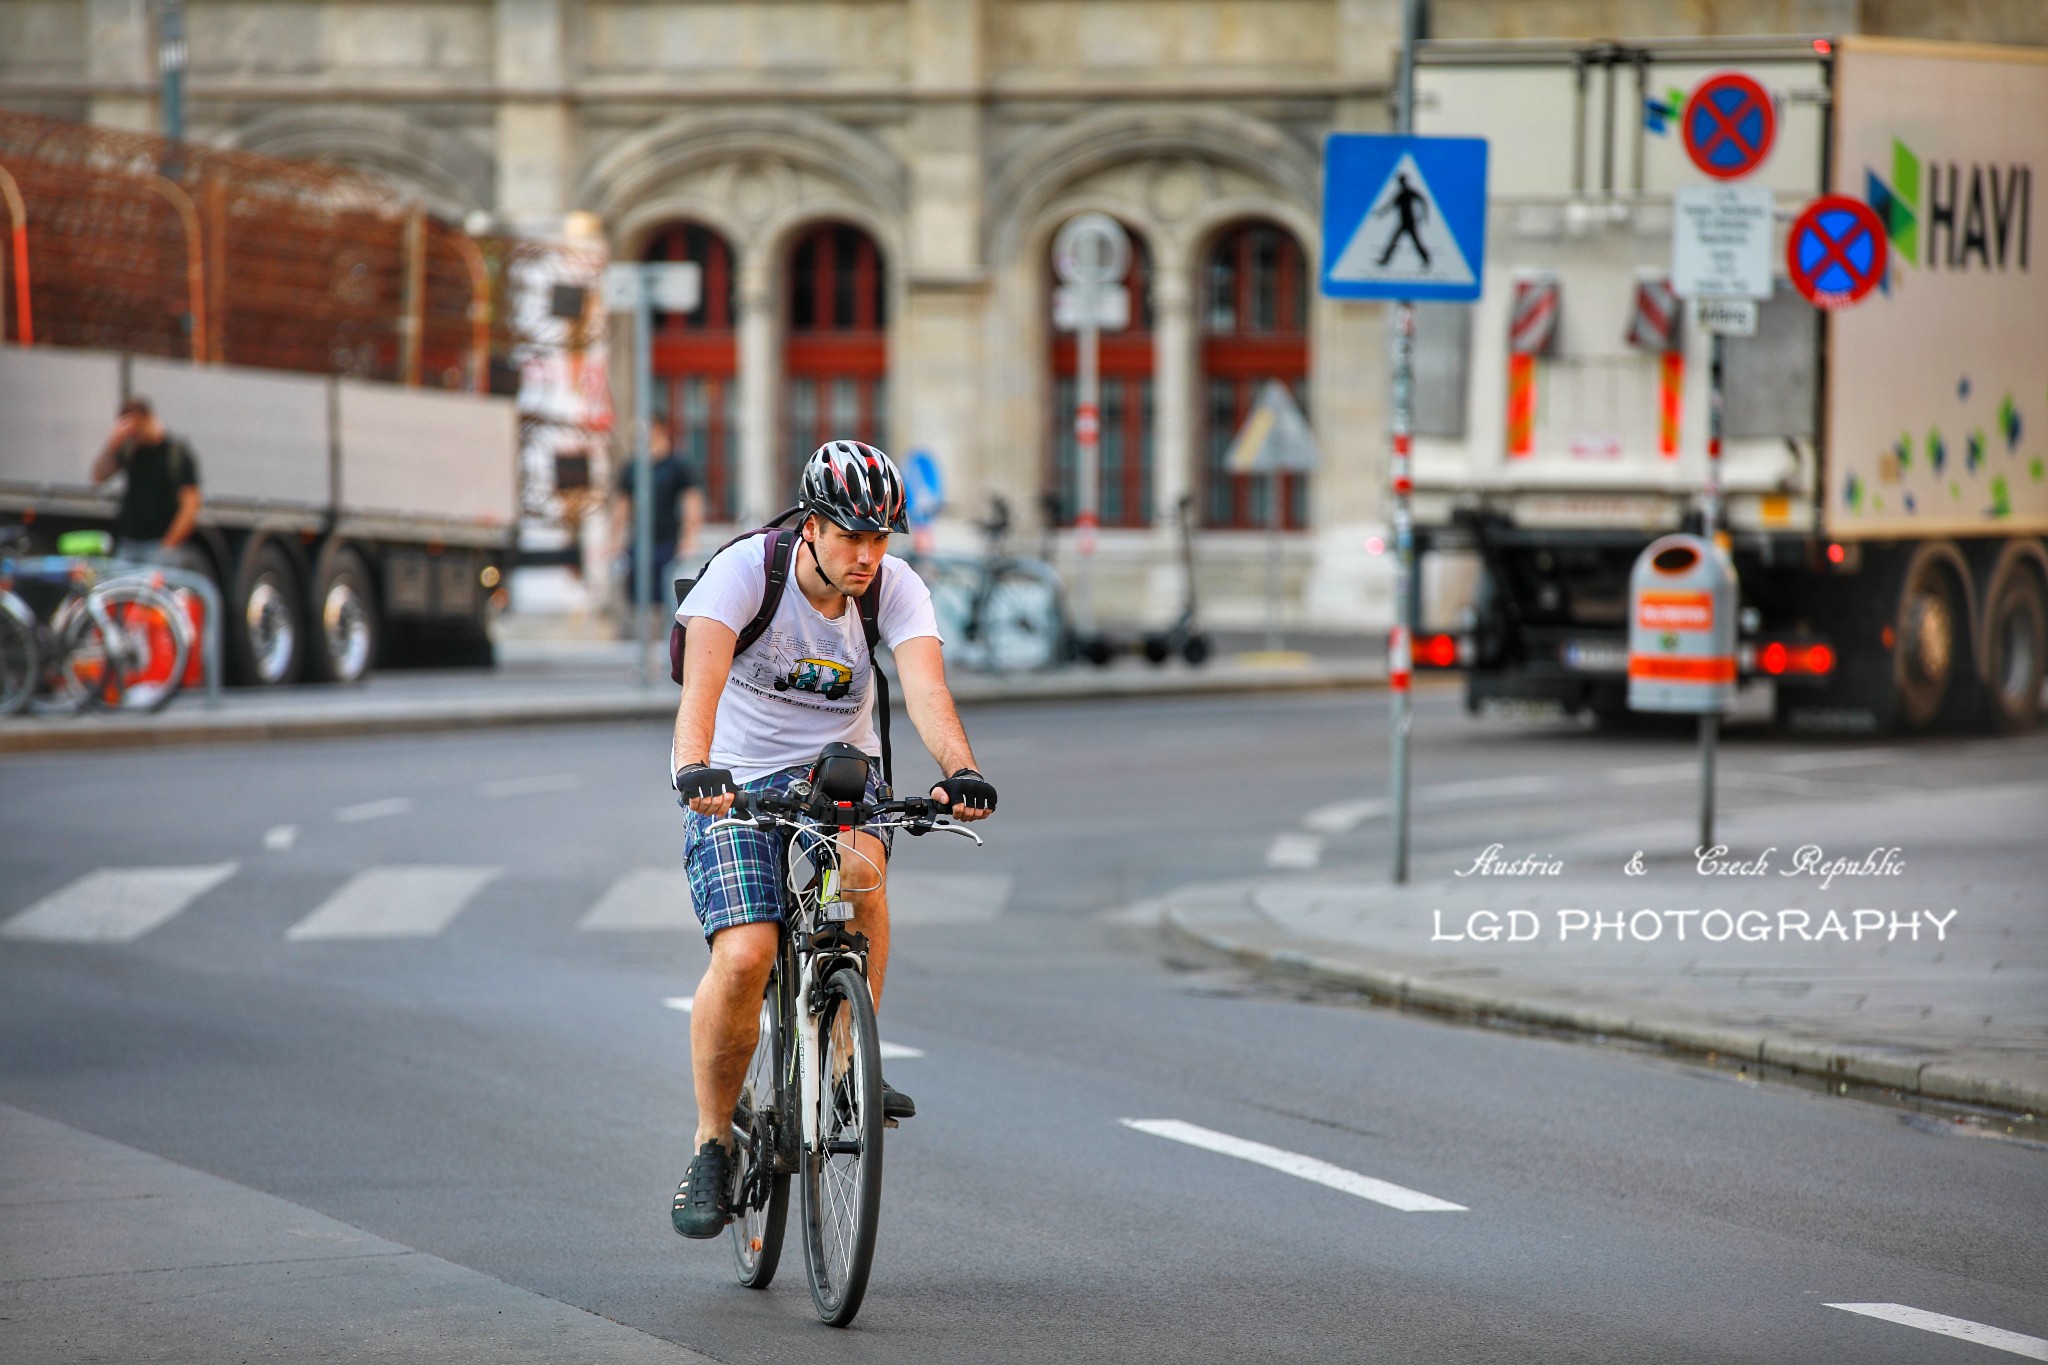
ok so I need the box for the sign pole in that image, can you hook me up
[1387,0,1422,887]
[633,271,655,690]
[1075,318,1100,633]
[1697,328,1726,848]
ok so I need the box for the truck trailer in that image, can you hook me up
[0,110,521,685]
[1409,36,2046,733]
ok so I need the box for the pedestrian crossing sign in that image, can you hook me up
[1321,134,1488,301]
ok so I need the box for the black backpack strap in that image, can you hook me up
[858,568,892,790]
[735,528,795,659]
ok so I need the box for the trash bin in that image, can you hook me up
[1628,533,1738,714]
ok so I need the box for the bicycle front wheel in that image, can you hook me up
[801,965,884,1326]
[0,598,37,716]
[729,968,791,1289]
[84,581,191,712]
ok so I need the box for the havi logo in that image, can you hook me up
[1867,136,2034,273]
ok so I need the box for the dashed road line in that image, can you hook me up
[263,824,298,851]
[1826,1303,2048,1360]
[662,996,926,1058]
[1419,774,1560,804]
[1119,1119,1466,1212]
[1265,833,1325,870]
[478,774,582,799]
[1770,747,1906,773]
[1303,797,1385,836]
[1606,761,1702,786]
[285,866,500,941]
[334,797,416,824]
[1,864,239,944]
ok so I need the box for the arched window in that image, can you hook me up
[785,222,889,495]
[1201,222,1310,529]
[644,222,738,519]
[1048,226,1153,528]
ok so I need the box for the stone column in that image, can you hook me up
[1151,258,1196,530]
[493,0,571,235]
[86,0,154,132]
[735,251,778,524]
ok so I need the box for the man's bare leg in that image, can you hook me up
[689,921,779,1150]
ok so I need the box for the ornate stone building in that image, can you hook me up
[4,1,2040,623]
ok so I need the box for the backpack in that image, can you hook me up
[669,507,897,788]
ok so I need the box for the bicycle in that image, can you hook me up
[0,526,193,716]
[920,495,1079,673]
[700,742,984,1327]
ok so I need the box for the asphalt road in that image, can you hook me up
[2,689,2044,1363]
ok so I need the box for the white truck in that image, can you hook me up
[0,344,518,684]
[1409,35,2047,732]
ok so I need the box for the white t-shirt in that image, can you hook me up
[677,536,941,782]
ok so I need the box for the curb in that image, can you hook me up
[1159,897,2046,1118]
[0,661,1387,755]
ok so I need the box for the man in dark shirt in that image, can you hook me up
[90,397,202,565]
[612,423,705,607]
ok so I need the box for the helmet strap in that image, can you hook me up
[804,531,855,598]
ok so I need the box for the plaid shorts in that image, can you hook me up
[682,763,893,942]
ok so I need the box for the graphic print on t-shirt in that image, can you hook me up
[734,621,868,715]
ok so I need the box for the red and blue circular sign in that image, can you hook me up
[1683,73,1776,180]
[1788,196,1888,310]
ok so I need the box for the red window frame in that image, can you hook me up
[644,223,738,519]
[785,223,889,496]
[1048,228,1154,528]
[1201,222,1310,530]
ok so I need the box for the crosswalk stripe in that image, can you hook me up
[334,797,415,824]
[1827,1304,2048,1360]
[661,996,925,1058]
[285,867,500,942]
[579,869,696,930]
[1120,1118,1467,1212]
[1,864,239,944]
[886,871,1013,924]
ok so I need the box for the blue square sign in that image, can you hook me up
[1321,134,1489,302]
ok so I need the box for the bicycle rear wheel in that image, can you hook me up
[801,965,884,1326]
[0,599,36,716]
[729,966,791,1288]
[94,581,191,712]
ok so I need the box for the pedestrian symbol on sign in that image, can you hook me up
[1326,151,1479,293]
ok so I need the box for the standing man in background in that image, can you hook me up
[613,423,706,616]
[90,397,202,568]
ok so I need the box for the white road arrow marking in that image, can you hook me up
[1120,1119,1466,1212]
[1826,1304,2048,1360]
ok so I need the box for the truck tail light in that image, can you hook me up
[1416,633,1463,668]
[1752,640,1835,676]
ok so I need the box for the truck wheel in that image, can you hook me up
[1892,549,1962,730]
[231,542,305,687]
[309,547,378,684]
[1979,557,2045,734]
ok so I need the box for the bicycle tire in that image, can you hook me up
[801,964,884,1327]
[729,965,791,1289]
[33,598,105,715]
[0,596,37,716]
[930,559,1066,674]
[88,580,191,712]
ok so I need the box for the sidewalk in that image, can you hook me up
[0,630,1385,755]
[1158,776,2048,1116]
[0,1104,718,1364]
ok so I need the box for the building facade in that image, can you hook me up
[5,0,2041,624]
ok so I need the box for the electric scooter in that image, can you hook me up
[1142,494,1211,666]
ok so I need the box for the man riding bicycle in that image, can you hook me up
[669,440,998,1239]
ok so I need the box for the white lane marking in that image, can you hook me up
[580,869,696,930]
[2,864,238,944]
[887,871,1013,924]
[661,997,925,1058]
[479,774,581,799]
[263,824,298,851]
[285,867,499,941]
[1420,774,1559,804]
[1119,1119,1466,1213]
[1606,761,1700,786]
[1303,798,1386,835]
[1265,833,1324,870]
[1770,747,1907,774]
[334,797,415,824]
[1826,1304,2048,1360]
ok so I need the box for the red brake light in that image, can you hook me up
[1759,642,1789,674]
[1813,38,1832,55]
[1826,542,1846,565]
[1420,634,1458,667]
[1803,644,1835,675]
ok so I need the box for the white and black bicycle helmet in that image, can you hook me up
[799,440,909,534]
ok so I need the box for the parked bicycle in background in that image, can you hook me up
[0,525,196,717]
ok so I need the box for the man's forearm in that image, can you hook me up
[163,492,200,548]
[904,677,977,776]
